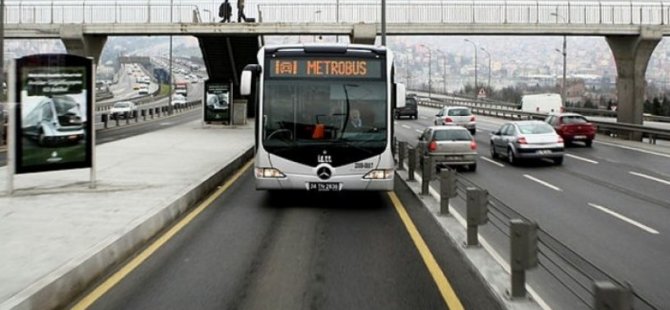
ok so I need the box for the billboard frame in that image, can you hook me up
[203,79,232,126]
[6,54,96,194]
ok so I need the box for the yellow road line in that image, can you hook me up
[72,160,253,310]
[388,192,465,310]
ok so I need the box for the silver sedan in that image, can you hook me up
[490,120,564,165]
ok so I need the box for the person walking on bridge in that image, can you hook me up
[219,0,232,23]
[237,0,247,22]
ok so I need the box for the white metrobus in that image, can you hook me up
[240,44,406,192]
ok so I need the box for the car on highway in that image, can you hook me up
[171,94,187,108]
[418,126,478,172]
[138,86,150,95]
[110,101,137,119]
[433,106,476,135]
[490,120,564,165]
[22,95,85,146]
[544,112,596,147]
[394,94,418,119]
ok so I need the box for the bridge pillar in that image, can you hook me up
[350,24,376,45]
[606,27,661,140]
[60,25,107,65]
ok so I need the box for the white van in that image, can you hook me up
[521,93,563,114]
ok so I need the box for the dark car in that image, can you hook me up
[545,112,596,147]
[1,104,6,143]
[394,95,418,119]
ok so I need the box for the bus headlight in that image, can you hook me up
[255,167,286,178]
[363,169,394,180]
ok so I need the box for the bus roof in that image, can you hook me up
[264,43,387,56]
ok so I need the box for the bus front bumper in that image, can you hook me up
[255,173,394,192]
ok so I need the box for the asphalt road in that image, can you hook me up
[73,171,502,310]
[394,106,670,309]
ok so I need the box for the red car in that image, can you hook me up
[545,113,596,147]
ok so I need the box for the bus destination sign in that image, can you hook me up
[269,59,382,79]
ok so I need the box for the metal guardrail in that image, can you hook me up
[4,1,670,25]
[393,142,660,309]
[453,175,659,310]
[564,107,670,123]
[96,84,165,113]
[4,2,198,24]
[99,99,201,129]
[417,95,670,143]
[412,91,670,123]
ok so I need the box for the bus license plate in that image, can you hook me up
[308,182,340,192]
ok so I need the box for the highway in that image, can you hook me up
[70,170,501,310]
[98,64,161,104]
[3,51,668,308]
[393,106,670,309]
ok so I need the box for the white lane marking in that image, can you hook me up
[480,156,504,167]
[415,129,423,133]
[523,174,562,192]
[566,154,599,164]
[420,116,429,120]
[402,124,412,130]
[587,203,659,235]
[629,171,670,186]
[595,140,670,159]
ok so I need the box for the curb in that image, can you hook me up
[395,169,546,310]
[2,147,255,310]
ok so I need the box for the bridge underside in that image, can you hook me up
[197,35,261,118]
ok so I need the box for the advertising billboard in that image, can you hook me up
[204,81,231,124]
[13,54,93,174]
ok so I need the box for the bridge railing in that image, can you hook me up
[257,1,670,25]
[3,2,198,24]
[3,1,669,25]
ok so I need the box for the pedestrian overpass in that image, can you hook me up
[4,0,670,129]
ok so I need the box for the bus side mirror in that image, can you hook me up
[240,71,253,96]
[240,64,261,96]
[395,83,406,109]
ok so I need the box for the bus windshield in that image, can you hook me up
[262,79,387,150]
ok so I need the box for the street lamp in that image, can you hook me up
[480,47,491,90]
[419,44,432,98]
[464,39,478,96]
[336,0,340,43]
[313,10,322,42]
[168,0,174,113]
[551,12,567,105]
[203,9,212,22]
[1,0,5,103]
[435,49,448,94]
